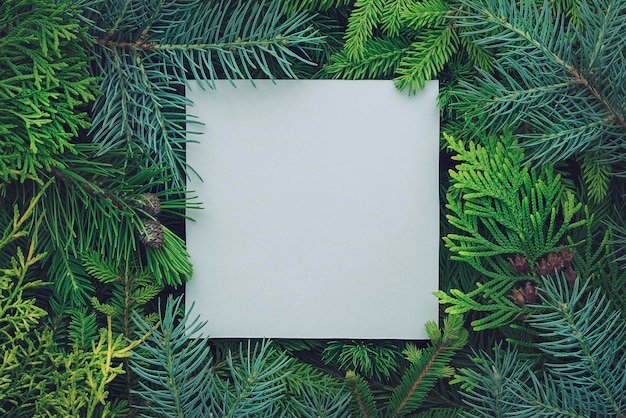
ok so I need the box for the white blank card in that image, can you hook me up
[185,80,439,339]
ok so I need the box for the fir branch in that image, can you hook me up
[326,35,413,79]
[345,370,380,418]
[394,25,459,94]
[386,316,468,416]
[401,0,451,30]
[343,0,385,61]
[580,155,612,204]
[381,0,414,37]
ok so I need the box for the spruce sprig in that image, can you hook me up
[452,0,626,182]
[81,0,324,190]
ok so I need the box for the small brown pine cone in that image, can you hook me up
[137,218,164,249]
[135,193,161,216]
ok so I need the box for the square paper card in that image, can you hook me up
[185,80,439,339]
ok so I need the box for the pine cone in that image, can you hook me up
[137,218,164,249]
[135,192,161,216]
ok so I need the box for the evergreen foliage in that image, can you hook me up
[451,0,626,190]
[323,340,403,382]
[0,0,98,182]
[344,315,468,417]
[3,0,626,415]
[320,0,494,94]
[130,296,354,417]
[437,131,585,330]
[455,273,626,417]
[81,0,325,190]
[0,189,146,417]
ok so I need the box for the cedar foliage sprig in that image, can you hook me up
[0,187,146,417]
[437,131,585,330]
[0,0,99,183]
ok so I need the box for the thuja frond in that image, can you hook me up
[438,132,585,330]
[81,0,324,189]
[452,0,626,167]
[0,0,98,183]
[443,132,584,278]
